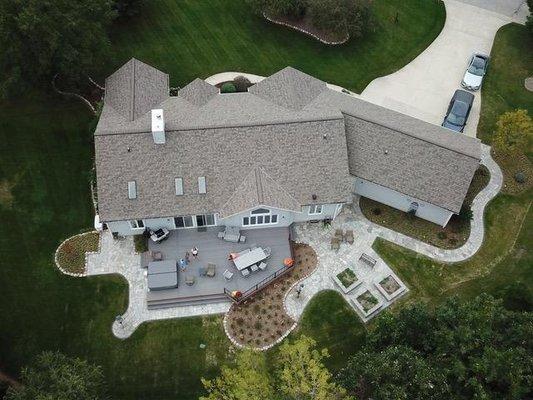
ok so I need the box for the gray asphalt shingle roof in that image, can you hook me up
[95,59,481,222]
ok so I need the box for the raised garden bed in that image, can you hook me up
[55,232,99,275]
[375,274,405,301]
[225,243,317,349]
[332,267,361,293]
[352,290,381,318]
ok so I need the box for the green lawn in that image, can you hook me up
[109,0,445,92]
[477,24,533,145]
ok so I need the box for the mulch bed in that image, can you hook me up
[265,13,348,44]
[379,275,400,295]
[225,242,317,348]
[56,232,100,274]
[493,150,533,195]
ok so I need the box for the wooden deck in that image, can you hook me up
[146,227,291,309]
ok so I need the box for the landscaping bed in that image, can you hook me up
[353,290,381,317]
[332,267,360,293]
[360,166,490,249]
[225,243,317,349]
[55,231,99,275]
[264,13,348,44]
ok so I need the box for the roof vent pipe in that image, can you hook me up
[151,109,165,144]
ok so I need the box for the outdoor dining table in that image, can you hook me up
[233,247,267,271]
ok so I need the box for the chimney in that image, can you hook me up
[151,109,165,144]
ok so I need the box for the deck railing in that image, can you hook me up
[224,265,292,303]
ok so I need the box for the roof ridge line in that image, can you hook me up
[341,111,480,160]
[130,59,136,121]
[255,168,264,204]
[95,115,344,137]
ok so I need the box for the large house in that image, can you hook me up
[94,59,481,237]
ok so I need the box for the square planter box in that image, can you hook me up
[375,274,406,301]
[332,267,361,294]
[352,290,382,318]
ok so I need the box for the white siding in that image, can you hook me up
[354,177,453,227]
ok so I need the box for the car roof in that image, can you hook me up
[453,89,474,104]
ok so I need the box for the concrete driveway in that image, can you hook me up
[361,0,528,137]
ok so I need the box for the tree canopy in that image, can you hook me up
[201,336,350,400]
[0,0,115,98]
[339,295,533,400]
[4,351,107,400]
[493,109,533,153]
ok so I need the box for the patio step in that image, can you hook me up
[147,292,229,309]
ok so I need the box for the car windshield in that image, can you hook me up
[467,56,486,76]
[448,101,467,125]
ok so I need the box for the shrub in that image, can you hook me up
[233,75,252,92]
[514,172,526,183]
[372,207,382,215]
[307,0,372,38]
[493,109,533,153]
[247,0,306,18]
[221,82,237,93]
[134,234,148,253]
[457,205,473,223]
[437,231,447,240]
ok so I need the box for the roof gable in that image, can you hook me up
[219,168,301,218]
[178,78,219,107]
[249,67,326,110]
[104,58,169,121]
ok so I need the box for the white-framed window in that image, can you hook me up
[308,204,323,215]
[174,216,194,228]
[242,208,278,226]
[173,214,216,229]
[129,219,144,229]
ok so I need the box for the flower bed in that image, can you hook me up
[332,267,361,293]
[225,243,317,349]
[351,290,382,318]
[55,231,100,275]
[375,274,405,301]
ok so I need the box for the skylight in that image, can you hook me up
[128,181,137,199]
[198,177,206,194]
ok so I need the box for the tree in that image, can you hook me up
[493,109,533,153]
[526,0,533,37]
[341,295,533,400]
[307,0,372,38]
[4,351,107,400]
[276,336,351,400]
[200,350,274,400]
[339,345,449,400]
[233,75,252,92]
[0,0,115,98]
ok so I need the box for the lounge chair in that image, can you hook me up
[344,230,354,244]
[359,253,376,267]
[150,251,163,261]
[217,231,225,239]
[223,269,234,280]
[258,262,267,271]
[250,264,258,272]
[206,263,216,277]
[185,275,195,286]
[331,237,341,252]
[263,247,272,258]
[241,269,250,277]
[239,235,246,243]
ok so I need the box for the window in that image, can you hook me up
[174,216,193,228]
[308,204,323,215]
[242,209,278,226]
[129,219,144,229]
[196,214,215,227]
[198,176,206,194]
[175,178,183,195]
[128,181,137,199]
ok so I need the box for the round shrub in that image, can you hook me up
[437,231,447,240]
[514,172,526,183]
[372,207,381,215]
[221,82,236,93]
[233,75,252,92]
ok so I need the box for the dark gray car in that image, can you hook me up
[442,90,474,133]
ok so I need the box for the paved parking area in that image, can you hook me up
[361,0,526,137]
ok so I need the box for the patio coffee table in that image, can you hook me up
[233,247,267,271]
